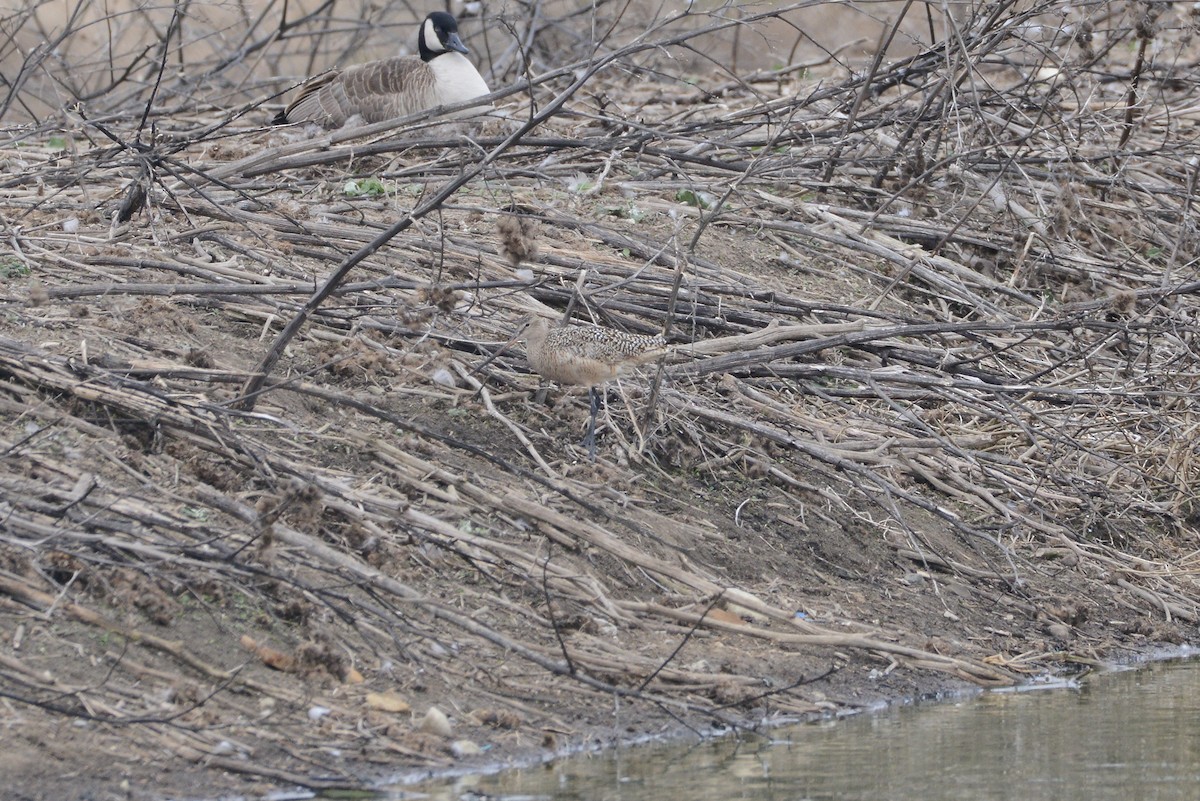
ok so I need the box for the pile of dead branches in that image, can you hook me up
[3,0,1200,791]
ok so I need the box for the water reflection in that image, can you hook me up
[408,657,1200,801]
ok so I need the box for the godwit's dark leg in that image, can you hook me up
[582,386,600,461]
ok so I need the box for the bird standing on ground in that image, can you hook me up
[523,317,667,460]
[273,11,490,128]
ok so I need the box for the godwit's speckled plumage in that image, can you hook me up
[524,318,667,388]
[523,317,667,459]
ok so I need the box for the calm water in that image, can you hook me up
[398,656,1200,801]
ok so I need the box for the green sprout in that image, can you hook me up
[344,177,389,197]
[0,258,30,279]
[675,189,714,209]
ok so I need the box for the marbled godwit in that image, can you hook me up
[523,317,667,459]
[273,12,490,128]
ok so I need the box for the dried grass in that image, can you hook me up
[3,0,1200,790]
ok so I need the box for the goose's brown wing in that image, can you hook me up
[276,58,434,127]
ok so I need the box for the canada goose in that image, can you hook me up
[273,11,490,127]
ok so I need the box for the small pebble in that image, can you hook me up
[419,706,453,737]
[1048,623,1072,641]
[429,366,456,387]
[451,739,482,757]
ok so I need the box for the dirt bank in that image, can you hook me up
[3,1,1200,799]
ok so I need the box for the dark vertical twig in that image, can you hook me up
[539,543,576,676]
[635,592,726,692]
[137,5,182,135]
[1116,24,1150,152]
[819,0,915,192]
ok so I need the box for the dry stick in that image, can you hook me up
[198,758,361,793]
[42,269,527,302]
[208,0,335,84]
[866,377,1022,585]
[672,318,1074,379]
[710,665,841,716]
[818,0,914,191]
[540,542,577,676]
[455,363,559,477]
[1116,578,1195,622]
[904,72,1069,269]
[639,219,688,436]
[632,93,806,440]
[371,496,1009,685]
[626,601,1005,685]
[135,4,181,134]
[1116,22,1150,153]
[635,591,727,693]
[684,91,795,255]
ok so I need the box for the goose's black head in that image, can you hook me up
[418,11,469,60]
